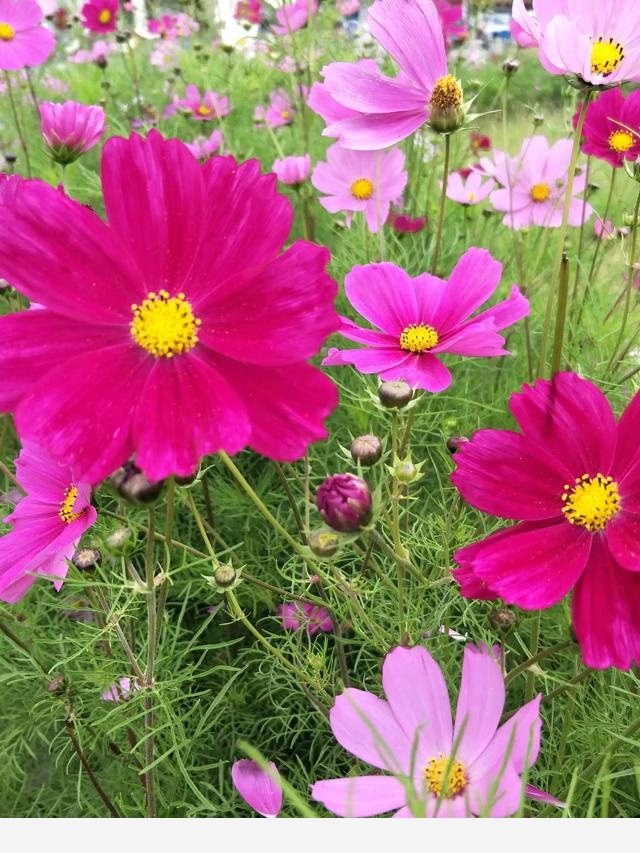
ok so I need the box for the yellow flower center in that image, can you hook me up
[350,177,374,200]
[399,323,439,353]
[59,485,87,524]
[131,290,201,358]
[98,9,112,24]
[562,473,620,531]
[196,104,212,117]
[280,110,291,120]
[430,74,463,111]
[424,754,467,798]
[0,21,15,40]
[591,37,624,77]
[609,129,635,153]
[531,182,551,203]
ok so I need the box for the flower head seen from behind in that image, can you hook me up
[81,0,118,34]
[232,759,282,817]
[452,372,640,670]
[0,131,339,484]
[276,601,334,635]
[0,0,56,71]
[272,154,311,186]
[312,644,542,817]
[323,249,529,393]
[0,441,96,603]
[312,142,407,233]
[39,100,106,165]
[577,87,640,169]
[489,135,592,230]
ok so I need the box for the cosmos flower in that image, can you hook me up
[387,209,427,233]
[276,601,334,634]
[452,372,640,670]
[176,85,231,120]
[489,135,592,230]
[312,644,543,817]
[272,0,318,36]
[512,0,640,86]
[234,0,263,25]
[39,100,106,165]
[313,0,456,149]
[68,39,114,66]
[0,131,339,483]
[81,0,118,34]
[0,441,96,603]
[577,87,640,168]
[255,89,295,128]
[272,154,311,185]
[445,170,495,206]
[435,0,467,46]
[0,0,56,71]
[311,142,407,233]
[323,249,528,393]
[231,760,282,818]
[186,129,224,162]
[102,677,139,702]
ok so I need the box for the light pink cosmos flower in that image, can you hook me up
[322,249,529,392]
[272,0,318,36]
[594,217,617,241]
[337,0,359,16]
[312,644,543,817]
[176,85,230,121]
[232,760,282,817]
[150,41,179,70]
[510,16,537,49]
[489,135,592,230]
[39,100,106,165]
[0,131,339,484]
[0,0,56,71]
[81,0,118,34]
[68,39,114,65]
[512,0,640,86]
[276,601,334,634]
[102,676,139,702]
[0,442,97,603]
[445,170,495,206]
[312,143,407,234]
[272,154,311,185]
[186,129,224,162]
[255,88,295,128]
[315,0,449,149]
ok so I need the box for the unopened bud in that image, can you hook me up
[4,152,17,164]
[307,528,341,558]
[48,674,65,694]
[72,547,101,571]
[378,380,413,409]
[532,114,544,127]
[446,436,469,454]
[489,607,517,633]
[105,527,136,555]
[110,462,164,503]
[350,434,382,466]
[213,563,237,590]
[502,58,520,76]
[316,474,372,533]
[395,461,417,483]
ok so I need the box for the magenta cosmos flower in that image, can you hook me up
[577,87,640,168]
[0,0,55,71]
[0,131,339,483]
[452,372,640,671]
[39,100,106,165]
[235,0,263,26]
[232,760,282,817]
[323,249,529,393]
[312,644,542,817]
[272,0,318,36]
[445,170,495,206]
[435,0,467,46]
[315,0,452,149]
[489,135,592,230]
[512,0,640,86]
[81,0,118,34]
[276,601,334,634]
[177,85,230,120]
[272,154,311,186]
[311,143,407,233]
[0,441,96,603]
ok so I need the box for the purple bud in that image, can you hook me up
[446,436,469,454]
[350,434,382,466]
[316,474,372,533]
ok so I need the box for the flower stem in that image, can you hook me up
[550,253,570,374]
[143,507,157,818]
[3,71,31,177]
[524,611,541,704]
[66,721,121,818]
[431,133,451,275]
[606,184,640,371]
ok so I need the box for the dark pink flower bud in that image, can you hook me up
[316,474,372,533]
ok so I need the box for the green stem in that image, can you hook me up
[550,253,570,375]
[524,611,541,704]
[504,640,574,685]
[3,71,31,177]
[316,577,351,689]
[431,134,451,275]
[143,507,157,818]
[273,462,306,537]
[606,184,640,372]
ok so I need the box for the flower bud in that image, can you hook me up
[4,152,17,166]
[378,380,413,409]
[350,434,382,466]
[316,474,372,533]
[213,563,237,590]
[429,74,464,133]
[532,114,544,128]
[110,462,164,503]
[489,607,518,633]
[104,527,136,556]
[307,528,341,558]
[446,436,469,454]
[71,547,101,571]
[502,58,520,76]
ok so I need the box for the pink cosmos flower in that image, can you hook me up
[489,135,592,230]
[276,601,334,634]
[272,0,318,36]
[322,249,529,392]
[255,89,295,128]
[337,0,359,16]
[0,0,56,71]
[387,209,427,233]
[315,0,449,149]
[235,0,263,25]
[512,0,640,85]
[0,441,96,603]
[177,85,230,121]
[102,676,139,702]
[312,143,407,233]
[186,129,224,162]
[68,39,114,65]
[445,170,495,206]
[81,0,118,34]
[0,131,339,484]
[312,644,543,817]
[150,41,179,70]
[435,0,467,46]
[510,15,537,49]
[452,372,640,671]
[594,217,617,241]
[272,154,311,185]
[577,87,640,169]
[39,100,106,165]
[231,760,282,817]
[470,130,491,155]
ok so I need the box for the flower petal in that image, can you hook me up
[606,511,640,572]
[344,263,418,335]
[311,775,407,817]
[454,645,505,765]
[430,248,503,332]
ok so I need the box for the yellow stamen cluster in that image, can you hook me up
[98,9,112,24]
[609,129,635,153]
[131,290,201,358]
[430,74,463,112]
[530,182,551,203]
[59,485,87,524]
[0,21,15,40]
[399,323,439,354]
[562,473,620,531]
[196,104,212,117]
[280,110,291,120]
[591,37,624,76]
[423,755,467,798]
[350,177,374,200]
